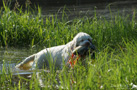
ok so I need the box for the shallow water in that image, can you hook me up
[0,48,37,74]
[41,1,137,20]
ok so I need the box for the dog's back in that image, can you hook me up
[15,45,68,70]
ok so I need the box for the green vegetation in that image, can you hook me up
[0,4,136,49]
[0,3,137,90]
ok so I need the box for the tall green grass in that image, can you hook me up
[1,41,137,89]
[0,4,137,50]
[0,3,137,90]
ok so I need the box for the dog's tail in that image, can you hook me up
[15,54,35,70]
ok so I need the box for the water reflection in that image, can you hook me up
[0,48,36,74]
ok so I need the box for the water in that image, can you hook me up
[0,48,36,74]
[40,1,137,20]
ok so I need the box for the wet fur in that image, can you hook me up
[15,32,94,70]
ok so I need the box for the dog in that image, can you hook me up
[15,32,95,70]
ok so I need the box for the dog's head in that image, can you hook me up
[73,32,94,47]
[72,32,95,57]
[68,32,95,68]
[73,32,95,50]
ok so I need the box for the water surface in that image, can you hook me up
[40,1,137,20]
[0,48,37,74]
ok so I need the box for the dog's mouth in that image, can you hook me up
[72,45,95,58]
[68,45,95,68]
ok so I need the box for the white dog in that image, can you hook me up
[15,32,95,70]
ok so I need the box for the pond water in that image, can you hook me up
[41,1,137,20]
[0,48,36,74]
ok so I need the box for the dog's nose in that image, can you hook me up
[84,41,95,50]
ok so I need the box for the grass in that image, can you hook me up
[0,3,137,90]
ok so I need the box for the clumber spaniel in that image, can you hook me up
[15,32,95,70]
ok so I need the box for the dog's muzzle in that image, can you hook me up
[68,41,95,68]
[73,41,95,57]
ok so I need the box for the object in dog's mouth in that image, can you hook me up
[68,46,95,68]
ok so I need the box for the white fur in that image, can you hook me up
[15,32,93,70]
